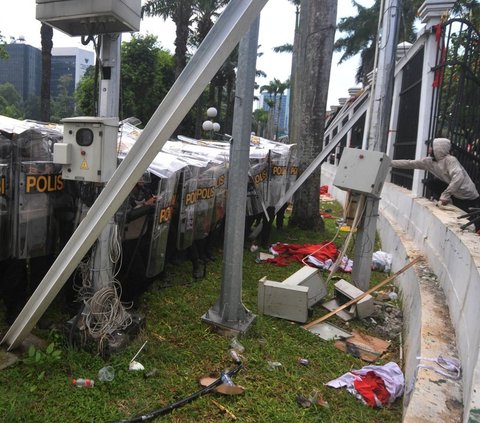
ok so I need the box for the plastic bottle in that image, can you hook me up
[72,378,94,388]
[230,337,245,353]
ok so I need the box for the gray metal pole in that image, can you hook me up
[202,17,260,332]
[351,196,379,291]
[2,0,269,350]
[367,0,402,152]
[92,34,122,291]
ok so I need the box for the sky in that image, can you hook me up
[0,0,373,109]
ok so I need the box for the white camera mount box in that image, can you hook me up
[54,116,119,183]
[36,0,141,36]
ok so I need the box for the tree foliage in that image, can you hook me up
[334,0,422,85]
[75,35,174,125]
[51,74,75,122]
[0,31,7,60]
[75,66,96,116]
[0,82,23,118]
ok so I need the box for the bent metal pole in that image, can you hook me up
[2,0,269,350]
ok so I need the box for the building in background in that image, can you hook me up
[51,47,94,98]
[259,89,290,140]
[0,42,94,101]
[0,40,42,101]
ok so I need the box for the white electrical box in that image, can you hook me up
[258,266,327,323]
[36,0,141,36]
[54,116,119,183]
[333,148,391,198]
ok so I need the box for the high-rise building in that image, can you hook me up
[51,47,95,98]
[0,41,42,101]
[0,43,95,102]
[259,89,290,139]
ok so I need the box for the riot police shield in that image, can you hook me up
[211,163,228,227]
[14,161,63,259]
[246,161,268,217]
[266,148,290,208]
[286,148,299,192]
[0,135,13,260]
[193,166,216,241]
[13,129,62,259]
[176,165,200,250]
[145,172,179,278]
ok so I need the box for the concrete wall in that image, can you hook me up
[322,166,480,421]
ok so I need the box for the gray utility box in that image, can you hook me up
[334,279,374,319]
[258,266,327,323]
[36,0,141,36]
[54,116,119,183]
[333,148,391,198]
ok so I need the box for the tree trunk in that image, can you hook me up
[289,5,301,144]
[289,0,337,230]
[173,1,193,79]
[40,23,53,122]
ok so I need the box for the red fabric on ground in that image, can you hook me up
[267,242,338,267]
[320,185,329,195]
[320,211,335,219]
[353,371,390,407]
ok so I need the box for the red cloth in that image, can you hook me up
[320,185,329,195]
[320,211,335,219]
[353,371,390,407]
[267,242,338,267]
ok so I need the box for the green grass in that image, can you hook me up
[0,199,402,423]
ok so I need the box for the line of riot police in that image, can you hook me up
[0,117,298,323]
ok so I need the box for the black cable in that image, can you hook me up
[110,362,243,423]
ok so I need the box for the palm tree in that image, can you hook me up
[260,79,281,140]
[289,0,337,230]
[40,23,53,122]
[142,0,194,79]
[275,79,290,139]
[188,0,230,137]
[334,0,421,85]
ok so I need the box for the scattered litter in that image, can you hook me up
[72,378,94,388]
[130,340,148,365]
[250,244,259,253]
[257,338,267,348]
[211,399,237,419]
[229,349,241,364]
[199,376,245,396]
[388,292,398,301]
[144,369,159,379]
[129,360,145,371]
[296,395,313,408]
[326,362,404,407]
[372,251,393,272]
[267,361,282,371]
[306,321,352,341]
[416,355,462,380]
[98,366,115,382]
[335,330,391,362]
[298,358,310,366]
[256,252,274,263]
[230,337,245,353]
